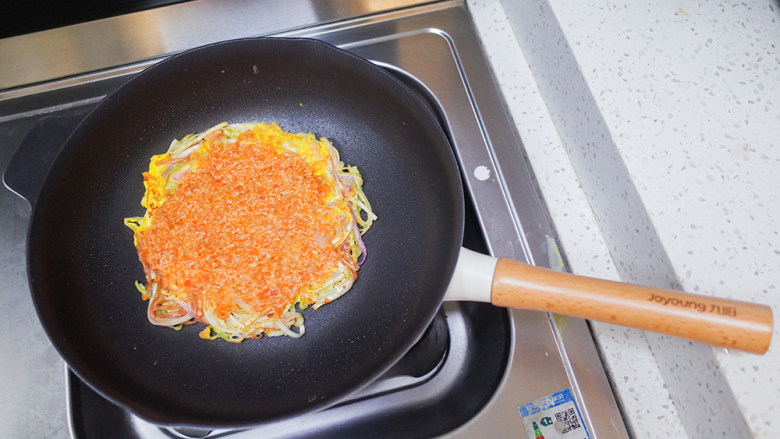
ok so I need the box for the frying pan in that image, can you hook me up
[3,38,773,428]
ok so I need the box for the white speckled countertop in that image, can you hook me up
[467,0,779,437]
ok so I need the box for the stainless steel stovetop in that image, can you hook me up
[0,1,629,438]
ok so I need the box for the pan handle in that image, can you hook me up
[3,114,84,207]
[445,248,773,354]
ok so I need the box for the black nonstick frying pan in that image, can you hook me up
[5,38,463,427]
[3,37,772,428]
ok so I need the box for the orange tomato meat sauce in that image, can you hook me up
[136,129,349,320]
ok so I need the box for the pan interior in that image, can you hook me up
[27,38,463,426]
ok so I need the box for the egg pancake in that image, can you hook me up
[124,122,376,342]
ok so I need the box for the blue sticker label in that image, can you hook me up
[518,389,590,439]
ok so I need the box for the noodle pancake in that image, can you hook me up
[124,122,375,342]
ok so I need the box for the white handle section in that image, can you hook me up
[442,247,498,303]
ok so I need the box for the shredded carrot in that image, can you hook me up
[136,130,348,319]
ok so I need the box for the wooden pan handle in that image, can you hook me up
[491,258,773,354]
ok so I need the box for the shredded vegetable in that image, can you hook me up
[124,122,376,342]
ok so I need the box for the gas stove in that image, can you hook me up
[0,1,629,438]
